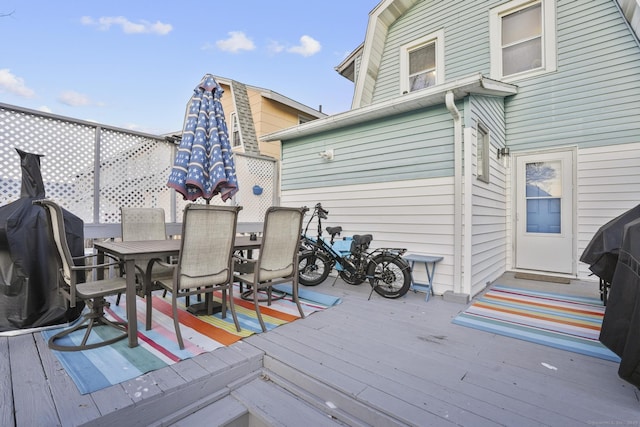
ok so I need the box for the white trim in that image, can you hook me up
[262,74,517,142]
[463,127,475,296]
[353,0,420,107]
[476,122,490,183]
[489,0,557,81]
[399,29,445,95]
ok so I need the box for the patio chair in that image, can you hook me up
[147,204,242,349]
[234,206,308,332]
[117,207,173,305]
[33,199,128,351]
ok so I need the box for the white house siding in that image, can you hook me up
[282,177,456,296]
[576,142,640,280]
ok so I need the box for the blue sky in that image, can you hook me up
[0,1,379,135]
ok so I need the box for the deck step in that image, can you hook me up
[262,356,404,427]
[168,395,249,427]
[231,376,345,426]
[164,373,345,427]
[83,344,264,427]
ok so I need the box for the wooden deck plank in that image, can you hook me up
[0,337,15,427]
[259,325,540,426]
[170,395,247,427]
[232,378,342,426]
[269,319,572,426]
[9,334,59,426]
[4,273,638,426]
[263,355,406,427]
[90,383,136,417]
[34,331,101,426]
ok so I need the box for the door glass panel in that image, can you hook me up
[525,161,561,233]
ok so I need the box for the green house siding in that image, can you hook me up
[372,0,493,103]
[505,0,640,151]
[369,0,640,152]
[466,95,506,149]
[281,107,459,191]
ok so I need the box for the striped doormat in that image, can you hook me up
[452,285,620,362]
[42,285,341,394]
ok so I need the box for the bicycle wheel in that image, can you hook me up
[298,251,331,286]
[367,254,411,298]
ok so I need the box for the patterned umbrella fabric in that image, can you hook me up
[168,74,239,202]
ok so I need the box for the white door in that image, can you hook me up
[515,150,574,274]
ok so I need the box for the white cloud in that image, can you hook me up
[0,69,35,98]
[58,91,91,107]
[267,40,285,54]
[81,16,172,35]
[216,31,255,53]
[38,106,52,113]
[287,35,321,57]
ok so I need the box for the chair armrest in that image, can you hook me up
[145,258,176,281]
[69,260,122,272]
[73,252,121,264]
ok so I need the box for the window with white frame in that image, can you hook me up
[477,123,490,183]
[230,112,242,148]
[489,0,556,81]
[400,30,445,94]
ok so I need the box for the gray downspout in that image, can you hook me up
[445,91,463,296]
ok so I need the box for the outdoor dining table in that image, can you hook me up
[93,235,261,348]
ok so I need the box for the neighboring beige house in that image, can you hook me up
[214,77,326,159]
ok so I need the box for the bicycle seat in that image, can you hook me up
[326,226,342,237]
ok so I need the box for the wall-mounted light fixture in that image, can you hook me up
[318,149,334,160]
[497,146,510,159]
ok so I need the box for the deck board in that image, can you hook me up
[268,319,570,426]
[10,334,59,426]
[3,272,639,426]
[34,331,101,426]
[0,337,15,427]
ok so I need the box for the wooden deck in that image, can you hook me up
[2,272,638,426]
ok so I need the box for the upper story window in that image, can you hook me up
[230,112,242,148]
[400,30,445,94]
[490,0,556,81]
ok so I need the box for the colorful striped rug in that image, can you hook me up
[42,285,341,394]
[452,285,620,362]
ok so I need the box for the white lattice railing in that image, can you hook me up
[0,102,277,239]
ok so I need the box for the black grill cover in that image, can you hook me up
[599,217,640,387]
[580,204,640,284]
[0,149,84,331]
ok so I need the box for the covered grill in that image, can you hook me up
[579,204,640,305]
[0,149,84,332]
[599,217,640,387]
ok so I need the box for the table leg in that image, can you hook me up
[125,259,138,347]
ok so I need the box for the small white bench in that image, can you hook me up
[404,254,443,302]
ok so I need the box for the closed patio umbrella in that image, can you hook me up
[167,74,239,202]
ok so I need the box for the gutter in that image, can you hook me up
[445,91,463,296]
[262,74,517,142]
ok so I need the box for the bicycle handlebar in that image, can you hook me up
[315,203,329,219]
